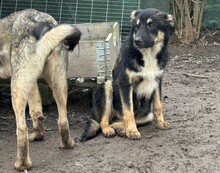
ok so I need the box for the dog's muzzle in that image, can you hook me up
[134,36,154,49]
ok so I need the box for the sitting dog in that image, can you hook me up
[0,9,81,170]
[81,8,175,142]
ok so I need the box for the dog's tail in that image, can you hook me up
[34,23,81,58]
[80,118,101,142]
[80,106,102,142]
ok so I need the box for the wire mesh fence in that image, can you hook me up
[0,0,141,41]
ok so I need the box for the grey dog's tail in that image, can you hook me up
[33,23,81,58]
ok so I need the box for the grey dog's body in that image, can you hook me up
[0,9,81,170]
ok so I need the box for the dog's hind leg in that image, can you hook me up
[43,49,74,149]
[28,82,45,142]
[111,121,126,137]
[134,98,154,126]
[111,112,154,137]
[135,112,154,126]
[11,79,33,170]
[153,86,171,129]
[80,80,115,141]
[100,80,115,138]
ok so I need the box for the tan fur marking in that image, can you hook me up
[153,88,164,123]
[111,121,124,129]
[155,31,165,43]
[120,89,141,139]
[130,10,137,20]
[137,19,140,25]
[153,87,171,129]
[100,80,115,137]
[120,89,134,129]
[100,80,112,129]
[147,18,152,24]
[133,32,136,40]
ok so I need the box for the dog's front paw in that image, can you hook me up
[156,121,171,129]
[126,129,141,140]
[102,126,116,138]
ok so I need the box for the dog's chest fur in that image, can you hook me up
[132,50,163,98]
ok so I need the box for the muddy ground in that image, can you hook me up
[0,36,220,173]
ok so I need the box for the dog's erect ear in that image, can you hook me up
[130,10,143,20]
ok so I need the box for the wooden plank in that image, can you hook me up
[105,33,113,79]
[106,23,121,75]
[67,41,99,78]
[73,22,115,41]
[67,22,121,81]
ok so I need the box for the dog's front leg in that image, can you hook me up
[121,86,141,140]
[153,86,171,129]
[11,83,33,171]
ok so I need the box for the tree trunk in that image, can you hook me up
[171,0,207,44]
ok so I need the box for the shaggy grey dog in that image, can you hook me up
[0,9,81,170]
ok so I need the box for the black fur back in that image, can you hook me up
[33,22,54,40]
[33,22,82,51]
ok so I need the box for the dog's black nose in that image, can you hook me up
[134,37,142,46]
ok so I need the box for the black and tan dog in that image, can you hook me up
[81,8,175,142]
[0,9,81,170]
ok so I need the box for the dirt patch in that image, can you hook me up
[0,43,220,173]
